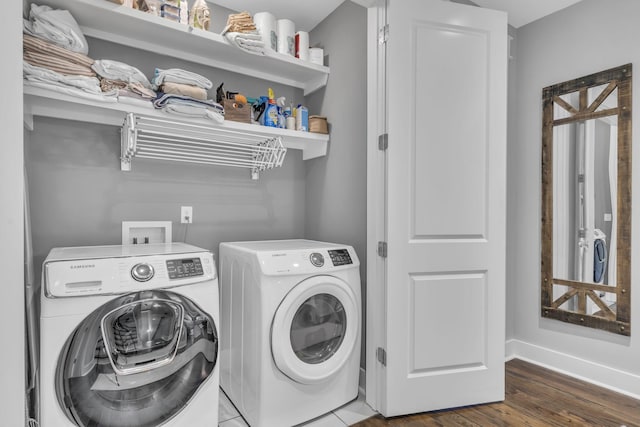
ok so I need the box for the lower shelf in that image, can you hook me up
[23,86,329,160]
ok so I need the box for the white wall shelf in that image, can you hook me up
[28,0,330,96]
[24,86,329,161]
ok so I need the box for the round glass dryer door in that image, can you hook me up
[56,290,218,427]
[271,276,359,384]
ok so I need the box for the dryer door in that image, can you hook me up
[271,275,359,384]
[56,290,218,427]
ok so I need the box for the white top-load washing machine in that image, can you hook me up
[40,243,219,427]
[219,239,361,427]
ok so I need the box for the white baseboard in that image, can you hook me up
[506,339,640,400]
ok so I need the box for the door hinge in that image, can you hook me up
[377,347,387,366]
[378,24,389,45]
[378,133,388,151]
[377,241,387,258]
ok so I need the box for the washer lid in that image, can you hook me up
[271,275,359,384]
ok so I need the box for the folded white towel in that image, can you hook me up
[23,4,88,55]
[25,81,119,103]
[24,61,103,94]
[92,60,152,89]
[162,104,224,123]
[152,68,213,90]
[224,32,265,56]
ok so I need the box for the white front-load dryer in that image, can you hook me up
[219,239,361,427]
[40,243,219,427]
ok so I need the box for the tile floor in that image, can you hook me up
[218,388,377,427]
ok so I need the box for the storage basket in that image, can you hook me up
[223,99,251,123]
[309,115,328,134]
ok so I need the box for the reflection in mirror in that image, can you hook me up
[541,64,631,336]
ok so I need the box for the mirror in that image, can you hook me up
[541,64,632,336]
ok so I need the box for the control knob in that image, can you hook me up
[131,263,154,282]
[309,253,324,267]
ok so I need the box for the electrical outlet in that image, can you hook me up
[181,206,193,224]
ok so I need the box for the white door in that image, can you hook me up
[367,0,507,417]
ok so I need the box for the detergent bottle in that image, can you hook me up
[263,88,278,127]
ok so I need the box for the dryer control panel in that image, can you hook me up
[328,249,353,266]
[256,246,359,275]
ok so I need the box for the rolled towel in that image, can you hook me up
[152,68,213,90]
[23,4,89,55]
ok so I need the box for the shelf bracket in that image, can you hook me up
[23,113,34,132]
[121,113,137,172]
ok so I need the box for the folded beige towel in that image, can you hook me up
[23,34,94,68]
[23,51,96,77]
[161,81,208,100]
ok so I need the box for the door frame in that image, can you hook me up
[365,0,387,412]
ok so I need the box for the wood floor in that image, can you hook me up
[353,359,640,427]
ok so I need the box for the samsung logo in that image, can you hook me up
[70,264,95,269]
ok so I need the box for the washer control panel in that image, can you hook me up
[166,257,204,279]
[328,249,353,266]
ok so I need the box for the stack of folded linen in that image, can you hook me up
[152,68,224,122]
[92,60,156,106]
[22,4,116,102]
[23,62,109,101]
[221,12,265,56]
[23,34,95,77]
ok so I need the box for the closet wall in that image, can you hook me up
[25,5,311,276]
[306,0,368,367]
[510,0,640,396]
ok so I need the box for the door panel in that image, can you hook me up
[413,22,488,238]
[410,272,487,372]
[378,0,507,416]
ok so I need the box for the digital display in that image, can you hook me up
[166,258,203,279]
[328,249,353,266]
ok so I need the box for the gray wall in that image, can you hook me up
[306,1,368,368]
[306,1,367,276]
[510,0,640,378]
[26,34,307,276]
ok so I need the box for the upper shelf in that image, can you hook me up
[28,0,330,96]
[24,86,329,160]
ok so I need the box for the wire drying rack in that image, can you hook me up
[121,113,287,179]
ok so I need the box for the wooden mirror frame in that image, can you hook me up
[541,64,632,336]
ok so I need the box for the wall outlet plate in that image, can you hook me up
[122,221,172,245]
